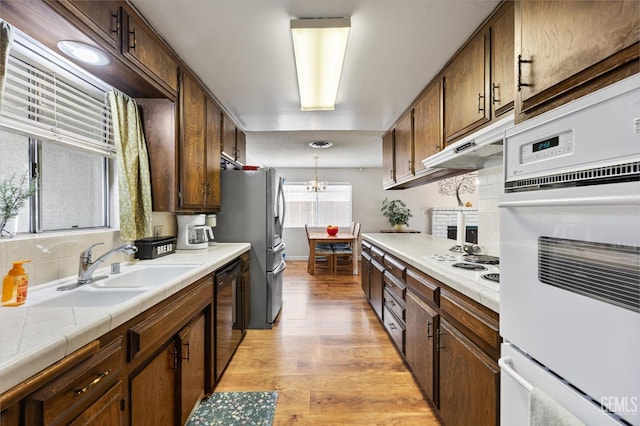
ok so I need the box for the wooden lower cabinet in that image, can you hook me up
[405,290,438,404]
[360,252,371,299]
[130,341,178,425]
[438,319,499,426]
[179,315,207,424]
[0,254,250,426]
[363,241,500,425]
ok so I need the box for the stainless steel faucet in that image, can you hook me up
[57,243,138,291]
[78,242,138,284]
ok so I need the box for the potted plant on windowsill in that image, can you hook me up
[0,172,37,238]
[381,198,412,230]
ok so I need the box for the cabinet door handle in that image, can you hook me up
[201,183,206,196]
[477,93,485,113]
[206,183,212,195]
[436,329,444,350]
[427,321,432,340]
[111,11,120,34]
[74,369,112,397]
[408,159,412,172]
[183,342,190,360]
[517,55,533,91]
[389,322,397,330]
[128,28,137,50]
[169,347,178,370]
[492,83,500,104]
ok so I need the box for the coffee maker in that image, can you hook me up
[176,214,213,250]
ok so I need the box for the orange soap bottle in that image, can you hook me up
[2,260,31,306]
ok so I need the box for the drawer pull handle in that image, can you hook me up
[129,29,137,50]
[111,11,120,34]
[74,369,111,397]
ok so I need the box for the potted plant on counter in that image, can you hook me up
[0,171,37,237]
[381,198,412,230]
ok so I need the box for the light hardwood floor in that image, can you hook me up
[215,261,441,425]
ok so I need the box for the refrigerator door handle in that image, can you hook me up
[277,176,286,224]
[273,259,286,276]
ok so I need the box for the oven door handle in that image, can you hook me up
[498,194,640,208]
[498,356,533,392]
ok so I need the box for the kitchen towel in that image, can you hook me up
[529,387,586,426]
[187,391,278,426]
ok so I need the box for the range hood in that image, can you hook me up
[422,113,514,170]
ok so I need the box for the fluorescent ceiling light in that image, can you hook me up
[291,17,351,111]
[57,40,110,66]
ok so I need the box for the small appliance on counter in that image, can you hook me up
[206,214,217,246]
[176,214,214,250]
[134,236,176,259]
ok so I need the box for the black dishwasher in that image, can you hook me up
[215,259,244,380]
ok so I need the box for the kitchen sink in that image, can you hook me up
[91,264,198,288]
[32,287,149,308]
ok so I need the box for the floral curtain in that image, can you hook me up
[108,88,153,241]
[0,21,14,106]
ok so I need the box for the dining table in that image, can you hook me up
[307,231,358,275]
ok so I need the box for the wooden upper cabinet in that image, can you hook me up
[516,0,639,121]
[490,1,514,118]
[121,7,178,97]
[221,114,237,161]
[443,28,490,145]
[179,70,207,209]
[394,111,414,182]
[236,130,247,165]
[382,131,395,188]
[51,0,122,49]
[205,98,222,209]
[413,79,442,175]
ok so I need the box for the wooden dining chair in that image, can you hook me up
[333,222,361,273]
[305,224,334,273]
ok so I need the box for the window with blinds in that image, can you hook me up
[0,28,115,233]
[284,182,352,228]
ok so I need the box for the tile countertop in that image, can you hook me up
[362,233,499,313]
[0,242,250,395]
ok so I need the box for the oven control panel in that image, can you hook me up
[520,130,574,165]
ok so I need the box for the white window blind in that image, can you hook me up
[1,36,115,158]
[284,182,352,227]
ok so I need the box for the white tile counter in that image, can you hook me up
[0,243,250,394]
[362,233,499,313]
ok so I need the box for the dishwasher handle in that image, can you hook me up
[216,260,241,287]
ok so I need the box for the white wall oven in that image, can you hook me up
[499,74,640,425]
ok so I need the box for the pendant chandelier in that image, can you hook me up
[306,156,328,192]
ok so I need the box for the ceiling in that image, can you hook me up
[130,0,500,168]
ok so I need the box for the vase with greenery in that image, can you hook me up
[381,198,412,229]
[0,172,37,237]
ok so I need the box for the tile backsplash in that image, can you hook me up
[477,164,503,256]
[0,229,128,288]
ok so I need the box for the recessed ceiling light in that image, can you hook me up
[309,141,333,149]
[57,40,110,66]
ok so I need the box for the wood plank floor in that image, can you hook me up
[215,261,441,425]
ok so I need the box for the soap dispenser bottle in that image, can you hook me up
[2,260,31,306]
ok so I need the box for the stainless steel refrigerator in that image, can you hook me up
[215,168,286,329]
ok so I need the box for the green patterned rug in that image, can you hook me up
[187,391,278,426]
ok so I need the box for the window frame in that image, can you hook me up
[283,181,353,228]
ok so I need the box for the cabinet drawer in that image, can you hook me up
[370,246,385,264]
[383,306,405,354]
[25,338,123,425]
[440,289,500,360]
[383,254,406,281]
[406,267,439,307]
[384,289,405,323]
[362,241,372,255]
[384,271,406,303]
[129,277,213,361]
